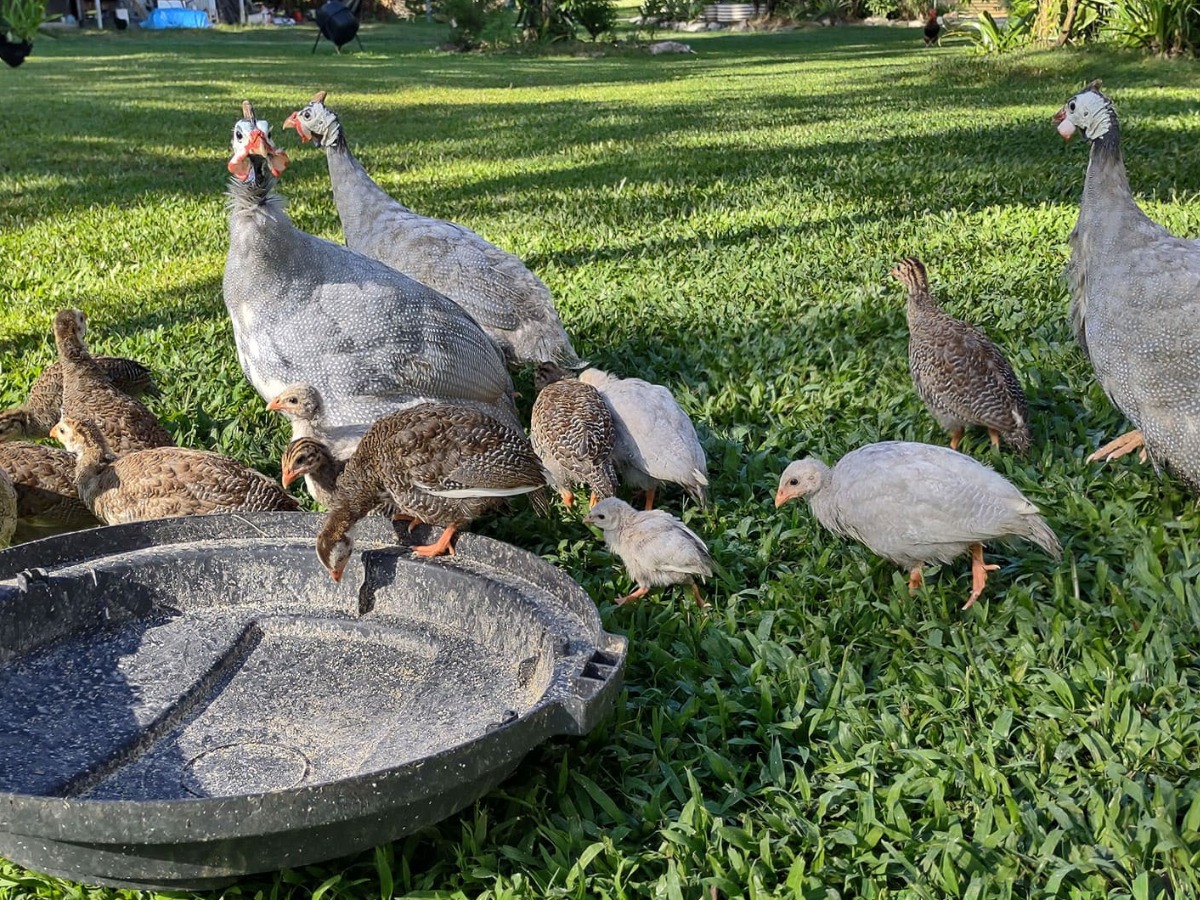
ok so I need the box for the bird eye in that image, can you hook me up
[1068,101,1076,112]
[789,478,799,486]
[235,128,244,141]
[302,109,312,119]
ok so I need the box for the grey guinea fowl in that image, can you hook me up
[315,402,546,579]
[223,102,520,460]
[50,417,299,525]
[1055,82,1200,488]
[530,364,617,509]
[578,367,708,509]
[892,257,1031,454]
[774,441,1061,609]
[0,442,98,530]
[283,92,582,371]
[0,355,158,443]
[53,309,173,455]
[0,469,15,548]
[582,497,713,606]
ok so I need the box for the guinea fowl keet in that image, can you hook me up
[583,497,713,607]
[892,257,1031,454]
[283,91,582,371]
[578,367,708,509]
[530,364,617,509]
[223,101,521,458]
[0,355,158,443]
[51,417,299,525]
[1055,82,1200,489]
[0,442,98,531]
[0,469,16,548]
[315,402,547,579]
[281,436,344,507]
[53,309,173,456]
[775,442,1061,609]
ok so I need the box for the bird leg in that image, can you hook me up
[560,489,575,509]
[907,566,924,593]
[963,543,1000,610]
[391,512,415,526]
[988,428,1001,449]
[690,582,709,608]
[643,486,657,511]
[949,428,964,452]
[1086,429,1147,464]
[588,491,599,509]
[615,586,650,605]
[412,524,458,558]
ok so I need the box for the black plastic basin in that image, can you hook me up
[0,513,625,890]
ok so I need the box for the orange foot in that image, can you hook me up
[963,543,1000,610]
[560,489,575,509]
[642,486,657,511]
[988,428,1001,450]
[690,582,709,608]
[949,427,964,452]
[588,491,600,509]
[615,585,649,605]
[1087,429,1146,464]
[908,566,924,594]
[412,524,458,558]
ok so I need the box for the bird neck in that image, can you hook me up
[905,286,941,319]
[325,137,411,239]
[71,436,114,501]
[54,330,89,365]
[226,161,284,214]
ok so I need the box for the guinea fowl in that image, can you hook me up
[282,92,582,371]
[892,257,1030,454]
[0,469,15,548]
[775,442,1060,609]
[1055,82,1200,489]
[54,309,173,455]
[0,355,158,443]
[529,364,617,509]
[50,417,299,525]
[583,497,713,607]
[0,442,98,530]
[281,436,343,508]
[223,101,520,459]
[315,402,547,579]
[578,367,708,509]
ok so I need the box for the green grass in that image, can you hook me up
[3,20,1200,900]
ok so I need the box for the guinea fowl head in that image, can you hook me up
[1052,81,1113,142]
[267,383,324,423]
[534,362,571,392]
[775,458,829,508]
[316,530,354,582]
[582,497,635,532]
[281,437,333,487]
[890,257,928,293]
[228,101,290,184]
[53,308,87,343]
[49,416,108,457]
[282,91,342,149]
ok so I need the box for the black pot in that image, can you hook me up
[0,36,33,68]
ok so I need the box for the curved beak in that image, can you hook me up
[266,397,284,412]
[248,128,290,176]
[283,111,313,142]
[281,467,297,488]
[329,563,344,583]
[582,514,596,525]
[774,488,790,508]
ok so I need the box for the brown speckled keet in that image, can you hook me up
[530,365,616,509]
[892,257,1030,454]
[0,442,98,529]
[51,417,298,525]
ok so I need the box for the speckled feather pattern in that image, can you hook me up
[894,258,1030,452]
[54,316,173,456]
[530,379,617,500]
[0,470,15,547]
[331,402,547,530]
[578,368,708,503]
[590,499,713,590]
[0,443,97,528]
[12,356,158,438]
[1064,88,1200,489]
[299,105,580,369]
[222,165,520,445]
[805,442,1060,569]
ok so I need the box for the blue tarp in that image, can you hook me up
[139,8,212,28]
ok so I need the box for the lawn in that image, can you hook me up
[3,18,1200,899]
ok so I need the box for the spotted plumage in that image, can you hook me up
[53,309,173,456]
[51,417,298,525]
[0,442,98,530]
[1055,83,1200,489]
[283,92,581,370]
[892,257,1030,454]
[530,364,617,509]
[315,402,547,578]
[0,355,158,443]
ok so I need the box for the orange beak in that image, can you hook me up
[282,111,313,143]
[281,467,297,488]
[329,564,344,583]
[266,396,285,412]
[246,129,290,176]
[774,488,789,508]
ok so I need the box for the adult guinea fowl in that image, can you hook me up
[892,257,1030,454]
[578,367,708,509]
[775,442,1060,609]
[0,355,158,443]
[1055,82,1200,490]
[223,101,520,458]
[54,309,174,455]
[50,417,299,525]
[282,92,582,371]
[315,402,547,580]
